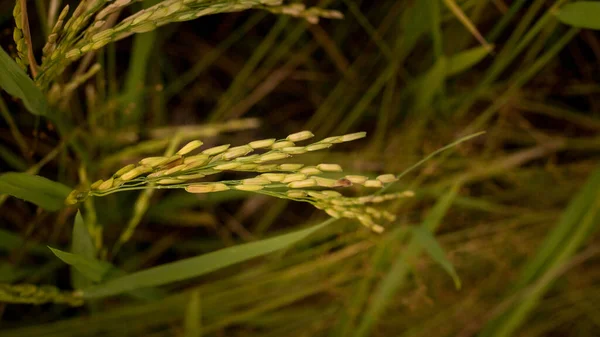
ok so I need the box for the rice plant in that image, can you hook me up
[1,0,600,337]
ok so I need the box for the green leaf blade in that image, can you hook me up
[556,2,600,30]
[447,45,493,76]
[0,172,71,211]
[49,247,112,283]
[0,47,48,116]
[414,56,447,110]
[71,211,97,289]
[412,226,461,289]
[82,220,332,299]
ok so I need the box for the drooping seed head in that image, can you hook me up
[307,191,327,199]
[256,152,290,162]
[163,164,187,176]
[370,196,386,203]
[365,207,380,217]
[345,175,368,184]
[235,184,264,191]
[202,144,231,156]
[160,155,184,168]
[183,154,210,165]
[176,173,206,180]
[316,163,342,172]
[342,210,357,218]
[319,136,341,143]
[236,163,260,170]
[183,159,210,171]
[147,170,166,178]
[299,167,321,175]
[157,178,185,185]
[335,178,353,187]
[314,177,338,187]
[382,211,396,221]
[214,162,242,170]
[235,154,260,162]
[364,180,383,188]
[260,173,286,182]
[222,145,253,160]
[282,173,307,183]
[281,147,307,154]
[325,208,341,218]
[139,156,170,167]
[376,174,397,183]
[306,143,332,151]
[90,179,104,190]
[271,141,295,149]
[358,196,373,203]
[256,164,278,172]
[286,131,314,142]
[65,190,86,205]
[287,190,308,198]
[242,177,271,185]
[249,138,276,149]
[321,190,342,197]
[121,165,153,181]
[331,199,350,206]
[97,178,114,190]
[401,190,415,197]
[278,163,304,171]
[339,132,367,142]
[113,164,136,177]
[288,179,316,188]
[186,183,229,193]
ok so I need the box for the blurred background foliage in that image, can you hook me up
[1,0,600,336]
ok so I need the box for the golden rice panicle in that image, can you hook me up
[287,179,316,189]
[113,164,136,178]
[257,152,290,163]
[376,174,398,183]
[222,145,253,160]
[186,183,229,194]
[202,144,231,156]
[317,163,342,172]
[249,138,276,149]
[271,141,295,149]
[286,130,314,142]
[235,184,264,191]
[176,140,203,155]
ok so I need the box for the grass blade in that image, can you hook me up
[0,172,71,211]
[70,211,97,289]
[0,46,48,116]
[49,247,112,283]
[82,219,334,299]
[555,2,600,29]
[447,45,493,76]
[412,226,461,289]
[414,56,447,111]
[184,290,202,337]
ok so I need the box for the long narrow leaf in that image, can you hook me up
[0,172,71,211]
[48,247,112,283]
[82,219,333,298]
[70,211,97,289]
[412,226,461,289]
[0,46,48,116]
[556,2,600,30]
[447,45,493,76]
